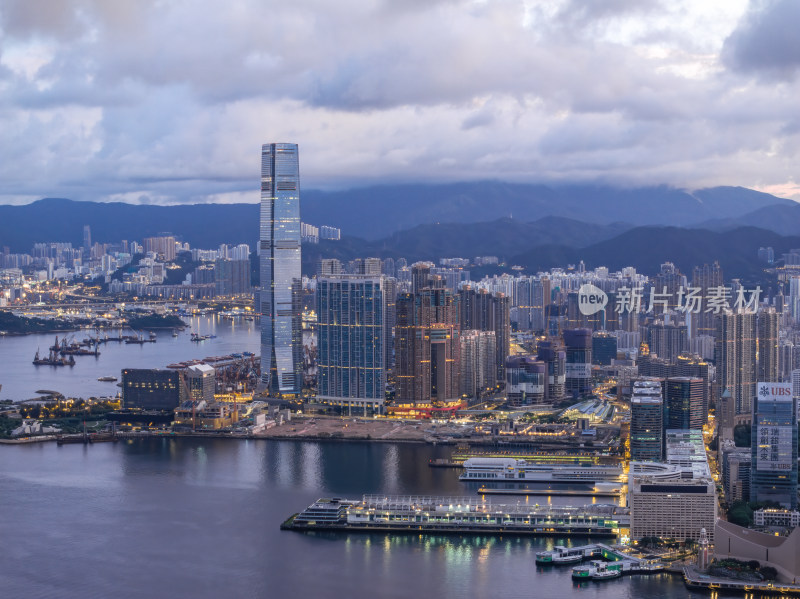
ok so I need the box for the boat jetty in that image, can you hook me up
[282,495,629,537]
[535,543,665,581]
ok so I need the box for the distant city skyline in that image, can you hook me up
[1,1,799,205]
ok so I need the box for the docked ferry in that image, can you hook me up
[535,546,584,565]
[571,560,623,581]
[459,457,623,484]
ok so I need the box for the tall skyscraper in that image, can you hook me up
[630,380,664,462]
[757,308,779,383]
[692,262,723,338]
[316,275,385,414]
[715,311,756,423]
[260,143,302,395]
[82,225,91,256]
[563,329,592,398]
[395,285,460,406]
[750,382,798,509]
[664,377,704,430]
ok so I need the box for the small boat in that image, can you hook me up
[97,376,118,382]
[172,331,179,337]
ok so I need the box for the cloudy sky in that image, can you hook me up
[1,0,799,205]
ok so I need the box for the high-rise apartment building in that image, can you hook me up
[144,236,177,262]
[395,286,460,406]
[757,308,779,383]
[459,329,497,398]
[259,143,302,395]
[459,287,511,381]
[692,262,723,338]
[316,275,385,414]
[646,322,688,362]
[715,311,756,425]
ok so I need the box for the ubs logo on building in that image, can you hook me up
[757,382,792,400]
[578,284,608,316]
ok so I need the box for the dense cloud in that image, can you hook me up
[0,0,798,204]
[722,0,800,78]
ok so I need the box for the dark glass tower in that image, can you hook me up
[260,143,302,395]
[750,385,798,509]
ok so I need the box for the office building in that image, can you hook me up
[564,329,592,398]
[185,364,215,403]
[537,340,566,400]
[316,275,385,414]
[505,356,547,407]
[121,369,184,411]
[630,380,663,461]
[721,443,752,503]
[592,332,617,366]
[259,142,303,395]
[750,382,798,509]
[664,377,704,430]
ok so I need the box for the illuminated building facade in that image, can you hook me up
[316,275,385,414]
[259,143,302,395]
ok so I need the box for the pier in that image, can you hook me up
[682,565,800,595]
[282,495,629,537]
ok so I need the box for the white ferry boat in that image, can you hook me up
[535,545,584,565]
[459,457,623,484]
[571,560,623,581]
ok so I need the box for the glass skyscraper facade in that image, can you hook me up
[317,275,385,413]
[260,143,302,395]
[750,383,798,509]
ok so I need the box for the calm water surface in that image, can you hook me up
[0,439,704,599]
[0,316,259,401]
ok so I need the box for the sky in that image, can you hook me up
[1,0,799,205]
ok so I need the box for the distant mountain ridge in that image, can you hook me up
[0,182,793,251]
[301,182,793,239]
[695,203,800,237]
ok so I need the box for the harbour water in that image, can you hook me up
[0,439,700,599]
[0,315,260,402]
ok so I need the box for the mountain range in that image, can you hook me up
[1,182,797,284]
[0,182,795,251]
